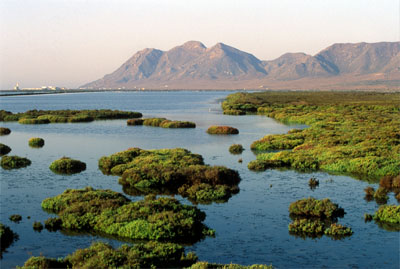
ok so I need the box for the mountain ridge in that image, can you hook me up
[81,41,400,90]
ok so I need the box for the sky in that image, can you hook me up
[0,0,399,89]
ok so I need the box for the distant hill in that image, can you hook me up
[81,41,400,90]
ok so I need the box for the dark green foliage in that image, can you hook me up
[0,143,11,156]
[127,118,144,125]
[33,221,43,231]
[207,125,239,135]
[308,177,319,190]
[160,120,196,128]
[0,127,11,135]
[9,214,22,223]
[229,144,244,154]
[49,157,86,174]
[0,222,18,257]
[1,155,31,169]
[41,187,215,242]
[21,241,198,269]
[44,217,62,231]
[1,109,142,124]
[222,92,400,179]
[28,137,45,148]
[288,218,325,235]
[289,198,345,219]
[373,205,400,225]
[190,262,273,269]
[364,213,373,222]
[143,118,167,126]
[99,148,241,204]
[222,109,246,115]
[324,223,353,237]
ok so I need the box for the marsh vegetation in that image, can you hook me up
[0,143,11,156]
[127,117,196,128]
[49,157,86,174]
[1,155,31,169]
[207,125,239,135]
[28,137,45,148]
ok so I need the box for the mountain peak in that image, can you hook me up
[182,41,206,50]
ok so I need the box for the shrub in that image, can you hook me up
[159,120,196,128]
[9,214,22,222]
[49,157,86,174]
[288,218,325,235]
[143,118,167,127]
[0,143,11,156]
[1,155,31,169]
[190,262,273,269]
[229,144,244,154]
[33,221,43,231]
[373,188,389,204]
[207,125,239,135]
[308,177,319,189]
[127,118,144,125]
[44,218,63,231]
[324,223,353,236]
[41,187,215,243]
[373,205,400,225]
[99,148,241,204]
[18,118,50,124]
[21,241,198,269]
[0,127,11,135]
[28,137,45,148]
[289,197,345,220]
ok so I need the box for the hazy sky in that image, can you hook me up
[0,0,398,89]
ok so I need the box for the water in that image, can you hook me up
[0,91,398,268]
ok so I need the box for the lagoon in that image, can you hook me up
[0,91,398,268]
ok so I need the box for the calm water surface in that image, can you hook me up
[0,91,398,268]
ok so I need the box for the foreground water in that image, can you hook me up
[0,91,398,268]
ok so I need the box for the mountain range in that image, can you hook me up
[81,41,400,90]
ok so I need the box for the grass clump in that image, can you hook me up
[0,223,18,257]
[127,118,144,125]
[41,187,215,243]
[190,262,273,269]
[44,218,63,231]
[99,148,241,204]
[229,144,244,154]
[21,241,198,269]
[160,120,196,128]
[9,214,22,223]
[373,205,400,225]
[28,137,45,148]
[288,197,351,239]
[289,197,345,220]
[49,157,86,174]
[222,92,400,179]
[143,117,167,126]
[308,177,319,190]
[207,125,239,135]
[33,221,43,231]
[1,109,142,124]
[0,143,11,156]
[0,127,11,135]
[1,155,31,169]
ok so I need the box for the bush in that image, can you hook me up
[41,187,215,243]
[127,118,144,125]
[0,127,11,135]
[28,137,45,148]
[44,218,62,231]
[207,125,239,135]
[1,155,31,169]
[289,197,345,220]
[229,144,244,154]
[9,214,22,222]
[33,221,43,231]
[21,241,198,269]
[324,223,353,236]
[373,205,400,225]
[308,177,319,189]
[160,120,196,128]
[143,118,167,126]
[99,148,241,204]
[49,157,86,174]
[288,218,325,235]
[18,118,50,124]
[0,143,11,156]
[190,262,273,269]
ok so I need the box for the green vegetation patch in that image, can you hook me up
[28,137,45,148]
[9,214,22,223]
[0,127,11,135]
[288,198,351,239]
[229,144,244,154]
[1,155,31,169]
[0,222,18,257]
[0,109,142,124]
[0,143,11,156]
[373,205,400,225]
[129,117,196,128]
[20,241,198,269]
[49,157,86,174]
[222,91,400,179]
[41,187,215,242]
[33,221,43,231]
[99,148,241,204]
[190,262,273,269]
[289,197,345,219]
[207,125,239,135]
